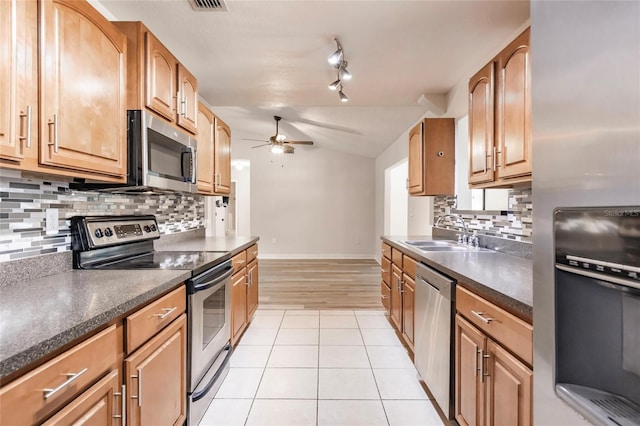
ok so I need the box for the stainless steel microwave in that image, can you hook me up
[70,110,197,193]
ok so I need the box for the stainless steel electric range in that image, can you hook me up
[71,215,233,425]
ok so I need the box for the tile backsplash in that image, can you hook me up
[0,170,205,262]
[433,187,533,243]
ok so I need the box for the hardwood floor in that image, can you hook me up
[258,259,384,310]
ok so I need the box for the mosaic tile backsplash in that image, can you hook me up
[0,170,205,262]
[433,187,533,243]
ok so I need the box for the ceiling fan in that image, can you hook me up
[246,116,314,154]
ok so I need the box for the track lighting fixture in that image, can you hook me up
[328,38,351,102]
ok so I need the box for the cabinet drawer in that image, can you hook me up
[0,325,118,426]
[246,243,259,263]
[456,286,532,366]
[391,248,403,267]
[381,242,392,260]
[403,255,417,280]
[381,280,391,313]
[381,256,391,285]
[126,286,186,354]
[232,251,247,274]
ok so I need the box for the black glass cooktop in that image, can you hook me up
[95,251,230,276]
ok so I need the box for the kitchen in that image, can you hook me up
[1,1,639,426]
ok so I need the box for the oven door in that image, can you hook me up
[188,261,233,389]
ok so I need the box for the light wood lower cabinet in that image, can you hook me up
[381,280,391,314]
[231,269,248,345]
[390,264,403,331]
[455,288,533,426]
[381,245,417,349]
[247,258,259,319]
[42,370,123,426]
[231,244,260,346]
[401,273,415,349]
[125,314,187,426]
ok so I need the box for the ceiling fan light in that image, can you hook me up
[271,144,284,154]
[339,90,349,102]
[328,79,341,91]
[275,134,286,142]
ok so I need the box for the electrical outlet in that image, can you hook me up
[45,209,58,235]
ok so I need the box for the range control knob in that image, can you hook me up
[94,228,103,238]
[150,224,157,232]
[104,227,113,237]
[143,225,151,233]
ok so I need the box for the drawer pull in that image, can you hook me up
[381,295,388,299]
[471,310,493,324]
[381,269,389,273]
[153,307,177,320]
[43,367,88,399]
[251,251,258,256]
[236,259,245,265]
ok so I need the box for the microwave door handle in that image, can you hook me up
[190,146,197,184]
[181,147,196,183]
[193,266,233,292]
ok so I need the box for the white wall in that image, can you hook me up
[232,143,375,258]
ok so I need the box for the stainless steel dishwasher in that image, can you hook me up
[415,262,455,420]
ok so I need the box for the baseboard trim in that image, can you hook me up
[258,254,376,260]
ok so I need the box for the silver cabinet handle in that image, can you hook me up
[19,105,32,148]
[131,368,142,406]
[153,307,177,320]
[381,295,388,299]
[43,367,88,399]
[113,384,126,425]
[237,259,245,265]
[484,149,489,174]
[492,146,496,171]
[475,348,480,377]
[482,352,490,381]
[48,114,59,153]
[479,349,485,382]
[471,310,493,324]
[381,269,389,273]
[251,251,258,256]
[182,97,188,117]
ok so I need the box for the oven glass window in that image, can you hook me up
[202,285,225,350]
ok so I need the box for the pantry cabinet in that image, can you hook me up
[455,286,532,426]
[114,21,198,135]
[468,28,531,188]
[408,118,455,196]
[1,0,127,182]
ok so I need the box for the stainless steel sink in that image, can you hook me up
[402,240,495,253]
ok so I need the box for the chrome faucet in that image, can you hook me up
[435,214,469,241]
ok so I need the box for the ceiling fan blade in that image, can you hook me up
[251,143,271,148]
[284,145,295,154]
[242,138,268,142]
[284,140,314,145]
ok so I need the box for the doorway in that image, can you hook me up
[384,159,409,236]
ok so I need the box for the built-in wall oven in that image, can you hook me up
[554,207,640,425]
[71,215,232,425]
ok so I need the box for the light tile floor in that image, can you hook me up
[199,309,445,426]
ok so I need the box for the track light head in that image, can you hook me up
[328,79,342,91]
[328,38,343,65]
[339,90,349,102]
[339,67,352,81]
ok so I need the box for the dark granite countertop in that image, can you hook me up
[382,236,532,323]
[0,269,190,380]
[156,236,260,255]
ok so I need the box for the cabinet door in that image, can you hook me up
[247,258,259,320]
[40,0,127,179]
[468,62,495,186]
[496,28,531,180]
[381,281,391,314]
[0,0,18,160]
[42,370,122,426]
[381,256,391,286]
[231,269,247,345]
[401,273,415,348]
[408,121,424,195]
[485,339,532,426]
[125,315,186,426]
[455,315,485,426]
[214,117,232,195]
[145,32,176,121]
[390,265,403,331]
[196,102,215,194]
[177,64,198,134]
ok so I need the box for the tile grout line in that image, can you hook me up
[359,316,392,426]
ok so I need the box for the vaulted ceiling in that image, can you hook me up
[96,0,529,157]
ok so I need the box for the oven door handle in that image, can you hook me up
[192,344,233,402]
[192,266,233,293]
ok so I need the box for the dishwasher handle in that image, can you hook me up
[416,263,454,300]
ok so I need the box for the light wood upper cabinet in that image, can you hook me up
[214,117,232,195]
[0,0,18,161]
[125,314,187,426]
[408,118,455,196]
[39,0,127,179]
[468,62,495,186]
[145,34,176,121]
[468,27,531,188]
[496,28,531,180]
[178,66,198,134]
[197,102,215,194]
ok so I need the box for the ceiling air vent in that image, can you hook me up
[188,0,228,11]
